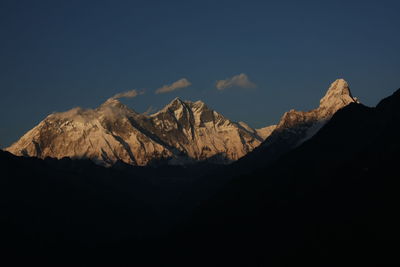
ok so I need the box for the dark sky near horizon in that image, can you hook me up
[1,0,400,147]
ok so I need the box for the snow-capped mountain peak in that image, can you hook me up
[318,79,358,116]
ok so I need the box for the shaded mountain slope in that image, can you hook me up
[0,149,225,265]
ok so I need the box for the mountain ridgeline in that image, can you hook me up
[6,79,357,167]
[6,97,268,166]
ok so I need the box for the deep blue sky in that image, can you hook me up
[1,0,400,147]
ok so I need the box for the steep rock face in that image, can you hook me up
[6,98,270,166]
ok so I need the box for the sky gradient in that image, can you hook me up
[1,0,400,147]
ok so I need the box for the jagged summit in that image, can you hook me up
[156,98,207,111]
[152,97,188,116]
[169,97,185,106]
[151,98,214,122]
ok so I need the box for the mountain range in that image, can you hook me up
[6,97,268,165]
[6,78,357,166]
[1,81,400,266]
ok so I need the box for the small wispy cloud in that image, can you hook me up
[143,105,157,115]
[155,78,191,94]
[216,73,257,90]
[111,89,145,99]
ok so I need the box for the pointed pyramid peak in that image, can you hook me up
[319,79,358,109]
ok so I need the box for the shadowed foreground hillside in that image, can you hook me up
[0,152,226,266]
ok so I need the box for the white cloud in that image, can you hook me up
[111,89,144,99]
[155,78,191,94]
[216,73,257,90]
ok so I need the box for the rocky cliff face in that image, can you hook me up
[6,98,270,166]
